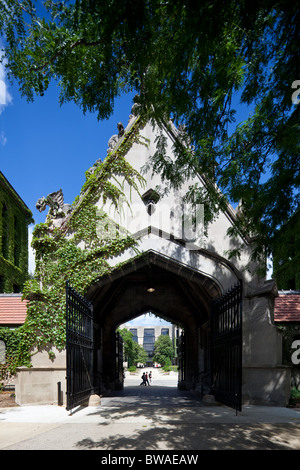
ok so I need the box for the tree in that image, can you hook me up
[135,343,148,366]
[272,209,300,290]
[118,328,147,366]
[153,334,174,367]
[1,0,299,265]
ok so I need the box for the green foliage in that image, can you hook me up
[0,5,297,279]
[272,210,300,289]
[136,344,148,366]
[289,387,300,407]
[118,327,148,366]
[162,358,171,372]
[153,334,174,367]
[0,173,33,292]
[0,122,145,371]
[0,174,34,371]
[290,387,300,399]
[1,0,299,367]
[0,328,23,373]
[0,1,299,259]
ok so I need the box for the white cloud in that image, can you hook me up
[0,53,12,114]
[28,225,36,275]
[0,52,12,146]
[266,255,273,280]
[127,313,172,327]
[0,130,7,146]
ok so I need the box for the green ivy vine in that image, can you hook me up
[1,115,148,371]
[0,172,33,293]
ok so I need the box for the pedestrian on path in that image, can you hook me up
[145,372,150,386]
[149,371,152,383]
[140,372,147,386]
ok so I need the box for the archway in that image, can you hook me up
[119,310,182,369]
[15,113,290,409]
[85,250,223,395]
[118,311,182,389]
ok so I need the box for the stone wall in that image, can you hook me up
[15,347,66,406]
[242,365,291,406]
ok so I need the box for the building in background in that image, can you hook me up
[274,290,300,389]
[0,293,28,328]
[0,172,32,376]
[120,322,181,367]
[0,171,33,293]
[272,210,300,390]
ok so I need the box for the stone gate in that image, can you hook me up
[15,110,290,407]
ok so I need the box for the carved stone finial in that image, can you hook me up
[117,122,124,137]
[129,95,141,120]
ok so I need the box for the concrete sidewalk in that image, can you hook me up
[1,370,300,450]
[1,400,300,425]
[1,401,300,450]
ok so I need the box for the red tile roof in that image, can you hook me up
[1,292,299,325]
[0,295,28,326]
[274,292,300,322]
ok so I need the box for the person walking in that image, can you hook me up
[145,372,150,386]
[140,372,147,386]
[149,371,152,384]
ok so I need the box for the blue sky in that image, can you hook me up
[122,313,173,328]
[0,80,135,227]
[0,58,255,236]
[0,62,168,325]
[0,64,136,264]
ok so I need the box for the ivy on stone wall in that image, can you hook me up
[1,116,147,371]
[0,173,33,293]
[0,173,34,370]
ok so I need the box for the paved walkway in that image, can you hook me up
[1,369,300,450]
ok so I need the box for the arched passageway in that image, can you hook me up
[86,250,223,395]
[16,113,289,410]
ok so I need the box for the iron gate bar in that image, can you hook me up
[66,281,94,411]
[115,332,124,389]
[210,280,243,413]
[178,332,185,384]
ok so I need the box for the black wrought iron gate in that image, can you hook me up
[66,281,94,411]
[210,281,243,413]
[178,332,185,384]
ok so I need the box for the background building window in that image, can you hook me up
[161,328,169,336]
[129,328,138,342]
[143,328,155,358]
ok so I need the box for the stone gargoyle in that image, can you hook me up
[107,122,125,154]
[36,189,73,226]
[87,121,125,175]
